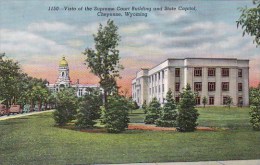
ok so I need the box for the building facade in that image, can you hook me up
[132,58,249,106]
[47,57,100,97]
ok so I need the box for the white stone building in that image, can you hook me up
[132,58,249,106]
[47,57,100,97]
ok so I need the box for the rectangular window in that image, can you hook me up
[162,71,164,79]
[223,96,228,105]
[158,72,160,80]
[155,74,157,81]
[162,84,164,93]
[152,87,154,94]
[155,86,157,93]
[222,68,229,77]
[175,68,180,77]
[208,68,216,76]
[238,83,243,91]
[209,97,214,105]
[208,82,216,91]
[196,97,201,105]
[175,97,180,103]
[238,97,243,106]
[194,82,202,91]
[222,82,229,91]
[175,82,180,92]
[238,69,243,77]
[194,67,202,77]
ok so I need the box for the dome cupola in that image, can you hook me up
[59,57,68,67]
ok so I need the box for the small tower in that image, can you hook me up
[56,57,71,87]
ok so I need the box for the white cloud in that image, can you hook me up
[0,29,78,64]
[120,23,150,34]
[66,39,84,48]
[28,21,75,32]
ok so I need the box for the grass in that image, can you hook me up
[0,107,259,164]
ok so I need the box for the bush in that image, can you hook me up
[176,84,199,132]
[53,88,78,126]
[144,97,160,124]
[103,95,130,133]
[156,89,177,127]
[249,85,260,131]
[142,100,147,114]
[76,89,102,129]
[250,106,260,131]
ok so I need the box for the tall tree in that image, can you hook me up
[249,85,260,130]
[237,0,260,46]
[176,84,199,132]
[0,54,21,107]
[156,89,178,127]
[83,20,123,109]
[144,97,161,124]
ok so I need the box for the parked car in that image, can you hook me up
[7,105,22,115]
[0,104,7,116]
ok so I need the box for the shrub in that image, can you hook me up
[142,100,147,114]
[156,89,177,127]
[176,84,199,132]
[76,89,102,129]
[53,88,78,126]
[250,106,260,131]
[144,97,161,124]
[103,95,130,133]
[202,96,207,108]
[224,96,233,108]
[249,85,260,131]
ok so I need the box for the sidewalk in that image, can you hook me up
[102,160,260,165]
[0,110,54,121]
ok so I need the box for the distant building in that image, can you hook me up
[46,57,100,97]
[132,58,249,106]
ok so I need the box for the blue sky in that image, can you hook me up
[0,0,259,88]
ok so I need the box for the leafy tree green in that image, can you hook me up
[102,95,130,133]
[202,96,208,108]
[156,89,178,127]
[53,88,78,126]
[176,84,199,132]
[144,97,161,124]
[30,85,49,111]
[83,20,123,109]
[0,53,21,107]
[76,88,102,129]
[142,100,147,114]
[237,0,260,46]
[249,84,260,130]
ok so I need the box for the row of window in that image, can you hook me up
[148,68,243,84]
[149,84,165,95]
[193,82,243,92]
[174,96,243,105]
[149,70,165,83]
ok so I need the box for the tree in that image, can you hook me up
[144,97,161,124]
[155,89,178,127]
[76,88,102,129]
[0,53,21,107]
[237,0,260,46]
[83,20,123,109]
[53,88,78,126]
[142,100,147,114]
[102,95,130,133]
[249,85,260,130]
[224,96,233,109]
[176,84,199,132]
[202,96,208,108]
[30,85,49,111]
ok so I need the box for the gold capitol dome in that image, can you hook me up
[59,56,68,67]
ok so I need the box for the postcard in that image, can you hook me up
[0,0,259,164]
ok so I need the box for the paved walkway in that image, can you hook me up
[103,160,260,165]
[0,110,54,121]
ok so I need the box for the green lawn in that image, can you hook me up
[0,107,259,164]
